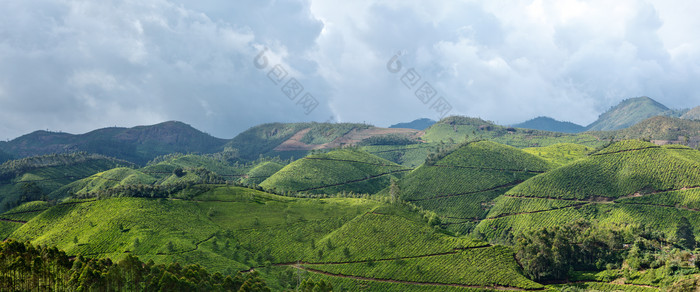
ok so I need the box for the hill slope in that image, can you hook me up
[422,116,604,148]
[1,186,542,290]
[0,153,132,211]
[260,149,410,195]
[513,117,586,133]
[586,96,682,131]
[475,140,700,240]
[395,141,553,234]
[0,121,227,165]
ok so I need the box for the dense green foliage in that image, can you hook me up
[260,149,409,195]
[0,240,270,291]
[513,116,586,133]
[515,219,699,290]
[357,134,420,146]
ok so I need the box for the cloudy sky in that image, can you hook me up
[1,0,699,140]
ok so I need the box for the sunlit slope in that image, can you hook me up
[396,141,553,233]
[476,140,700,240]
[4,186,542,290]
[260,149,410,195]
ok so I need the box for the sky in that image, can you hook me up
[1,0,699,140]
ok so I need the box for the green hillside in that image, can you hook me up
[476,140,700,240]
[395,141,553,234]
[422,116,604,148]
[0,121,227,165]
[362,144,435,167]
[243,161,285,185]
[0,153,132,212]
[586,96,684,131]
[2,185,542,290]
[523,143,594,167]
[142,153,248,180]
[260,149,410,195]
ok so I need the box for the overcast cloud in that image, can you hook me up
[1,0,699,140]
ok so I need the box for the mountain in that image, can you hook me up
[260,148,409,195]
[513,116,586,133]
[225,122,421,160]
[475,140,700,241]
[586,96,684,131]
[682,106,700,120]
[0,149,11,164]
[389,118,436,130]
[0,121,227,165]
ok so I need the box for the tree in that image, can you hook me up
[389,177,400,204]
[676,217,696,250]
[173,168,185,178]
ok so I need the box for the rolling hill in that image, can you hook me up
[513,116,586,133]
[475,140,700,241]
[585,96,685,131]
[393,141,553,234]
[1,186,542,291]
[260,149,410,195]
[0,153,132,212]
[0,121,228,165]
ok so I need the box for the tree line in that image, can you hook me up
[0,240,270,291]
[515,218,697,282]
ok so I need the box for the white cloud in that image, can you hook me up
[1,0,699,140]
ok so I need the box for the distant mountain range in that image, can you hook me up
[1,96,698,166]
[0,121,227,165]
[513,96,692,133]
[389,118,436,130]
[512,117,586,133]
